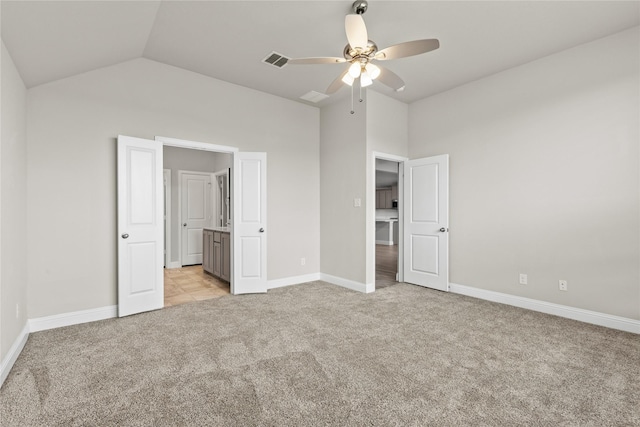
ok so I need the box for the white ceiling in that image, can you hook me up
[2,1,639,107]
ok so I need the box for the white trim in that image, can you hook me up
[166,261,181,269]
[0,323,29,388]
[320,273,373,294]
[372,152,409,163]
[450,283,640,334]
[155,136,239,153]
[29,305,118,333]
[267,273,321,289]
[163,169,172,268]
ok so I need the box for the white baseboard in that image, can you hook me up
[29,305,118,333]
[320,273,373,294]
[375,240,394,246]
[0,323,29,388]
[267,273,321,289]
[449,283,640,334]
[165,262,181,269]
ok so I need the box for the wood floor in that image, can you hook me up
[164,265,230,307]
[376,244,398,289]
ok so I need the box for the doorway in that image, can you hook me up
[374,157,401,289]
[164,146,232,307]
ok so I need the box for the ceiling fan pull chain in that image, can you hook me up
[359,79,364,103]
[350,84,355,114]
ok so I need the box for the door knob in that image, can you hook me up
[121,233,129,239]
[439,227,448,232]
[183,223,187,227]
[259,228,264,233]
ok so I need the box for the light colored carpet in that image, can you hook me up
[1,281,639,426]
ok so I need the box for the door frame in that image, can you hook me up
[213,168,230,227]
[177,169,215,266]
[163,169,172,268]
[370,152,407,290]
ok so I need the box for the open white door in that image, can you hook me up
[117,135,164,317]
[232,152,267,295]
[403,154,449,291]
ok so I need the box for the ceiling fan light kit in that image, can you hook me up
[287,0,440,112]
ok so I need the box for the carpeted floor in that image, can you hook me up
[1,281,639,426]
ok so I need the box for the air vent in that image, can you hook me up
[300,91,330,103]
[263,52,289,68]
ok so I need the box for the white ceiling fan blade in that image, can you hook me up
[345,14,368,49]
[288,57,346,65]
[376,66,406,92]
[326,68,350,94]
[375,39,440,61]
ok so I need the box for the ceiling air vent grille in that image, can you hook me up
[263,52,289,68]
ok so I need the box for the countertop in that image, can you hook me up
[376,218,398,223]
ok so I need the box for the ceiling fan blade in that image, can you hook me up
[288,57,346,65]
[345,14,368,49]
[375,39,440,61]
[376,66,406,92]
[326,68,350,94]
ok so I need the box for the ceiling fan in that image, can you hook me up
[288,0,440,95]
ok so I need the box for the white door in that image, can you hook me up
[232,152,267,295]
[117,135,164,317]
[180,172,212,266]
[403,154,449,291]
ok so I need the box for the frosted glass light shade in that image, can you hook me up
[365,63,380,79]
[348,62,362,78]
[360,73,373,87]
[342,73,355,86]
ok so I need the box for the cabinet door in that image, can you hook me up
[221,232,231,282]
[202,230,212,273]
[213,231,222,277]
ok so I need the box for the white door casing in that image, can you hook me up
[163,169,171,268]
[403,154,449,291]
[232,152,267,295]
[179,172,212,266]
[117,135,164,317]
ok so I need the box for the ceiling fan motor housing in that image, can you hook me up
[343,40,378,61]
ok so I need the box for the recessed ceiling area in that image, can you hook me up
[2,1,638,107]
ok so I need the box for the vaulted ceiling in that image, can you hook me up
[2,1,639,107]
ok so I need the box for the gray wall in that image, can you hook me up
[163,146,230,265]
[320,95,367,284]
[409,27,639,319]
[1,42,28,363]
[26,58,320,318]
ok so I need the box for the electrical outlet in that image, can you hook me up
[519,274,527,285]
[300,258,306,266]
[559,280,568,291]
[354,198,361,207]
